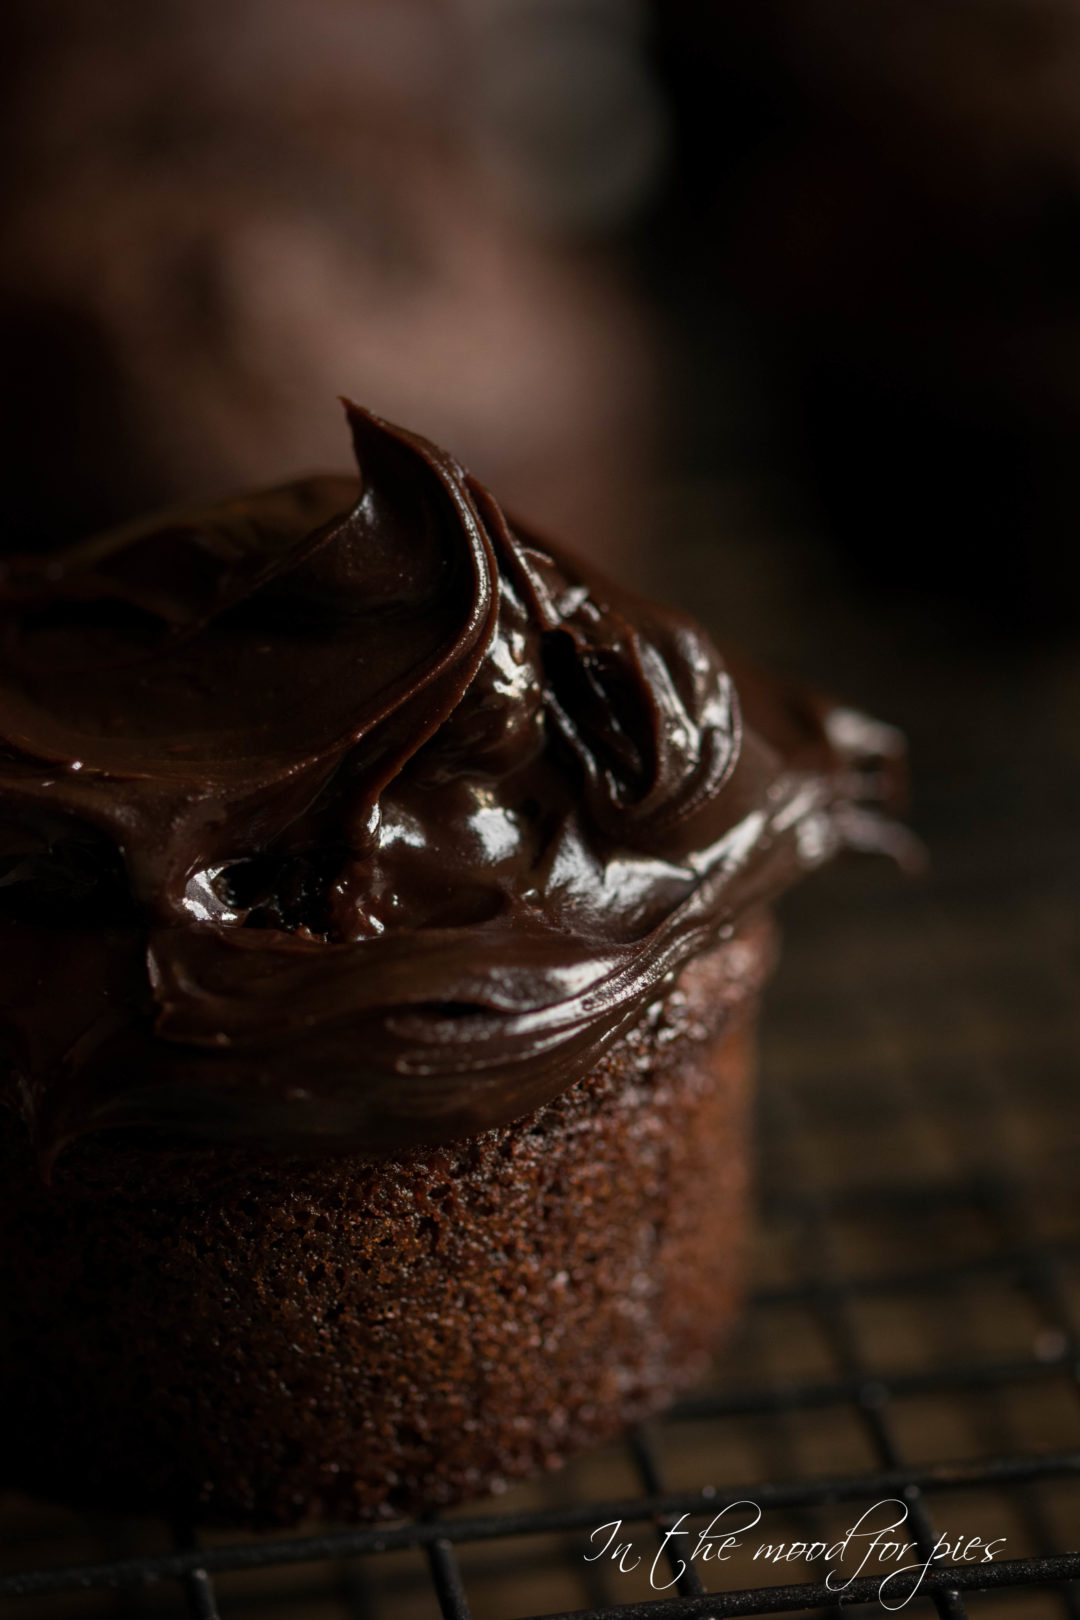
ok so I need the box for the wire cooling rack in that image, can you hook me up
[1,835,1077,1619]
[1,490,1078,1618]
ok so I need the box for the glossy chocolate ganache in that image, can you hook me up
[0,406,908,1162]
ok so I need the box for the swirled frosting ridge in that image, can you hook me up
[0,405,907,1159]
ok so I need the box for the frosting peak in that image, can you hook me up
[0,405,907,1160]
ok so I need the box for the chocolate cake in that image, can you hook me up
[0,406,905,1525]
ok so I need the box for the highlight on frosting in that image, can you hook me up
[0,404,909,1159]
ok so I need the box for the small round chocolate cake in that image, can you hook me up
[0,407,904,1524]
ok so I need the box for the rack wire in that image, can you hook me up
[1,833,1077,1619]
[1,496,1077,1619]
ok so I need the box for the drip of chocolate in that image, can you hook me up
[0,405,909,1160]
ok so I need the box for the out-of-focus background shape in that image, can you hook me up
[7,0,1080,627]
[0,0,659,563]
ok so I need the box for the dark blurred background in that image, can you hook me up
[6,1,1080,620]
[650,0,1080,634]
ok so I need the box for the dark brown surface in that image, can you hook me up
[0,922,770,1530]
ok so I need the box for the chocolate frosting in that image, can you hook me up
[0,405,909,1162]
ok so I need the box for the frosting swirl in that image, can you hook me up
[0,405,908,1160]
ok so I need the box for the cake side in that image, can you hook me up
[0,917,771,1526]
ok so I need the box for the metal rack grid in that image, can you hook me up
[1,836,1077,1620]
[1,482,1078,1619]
